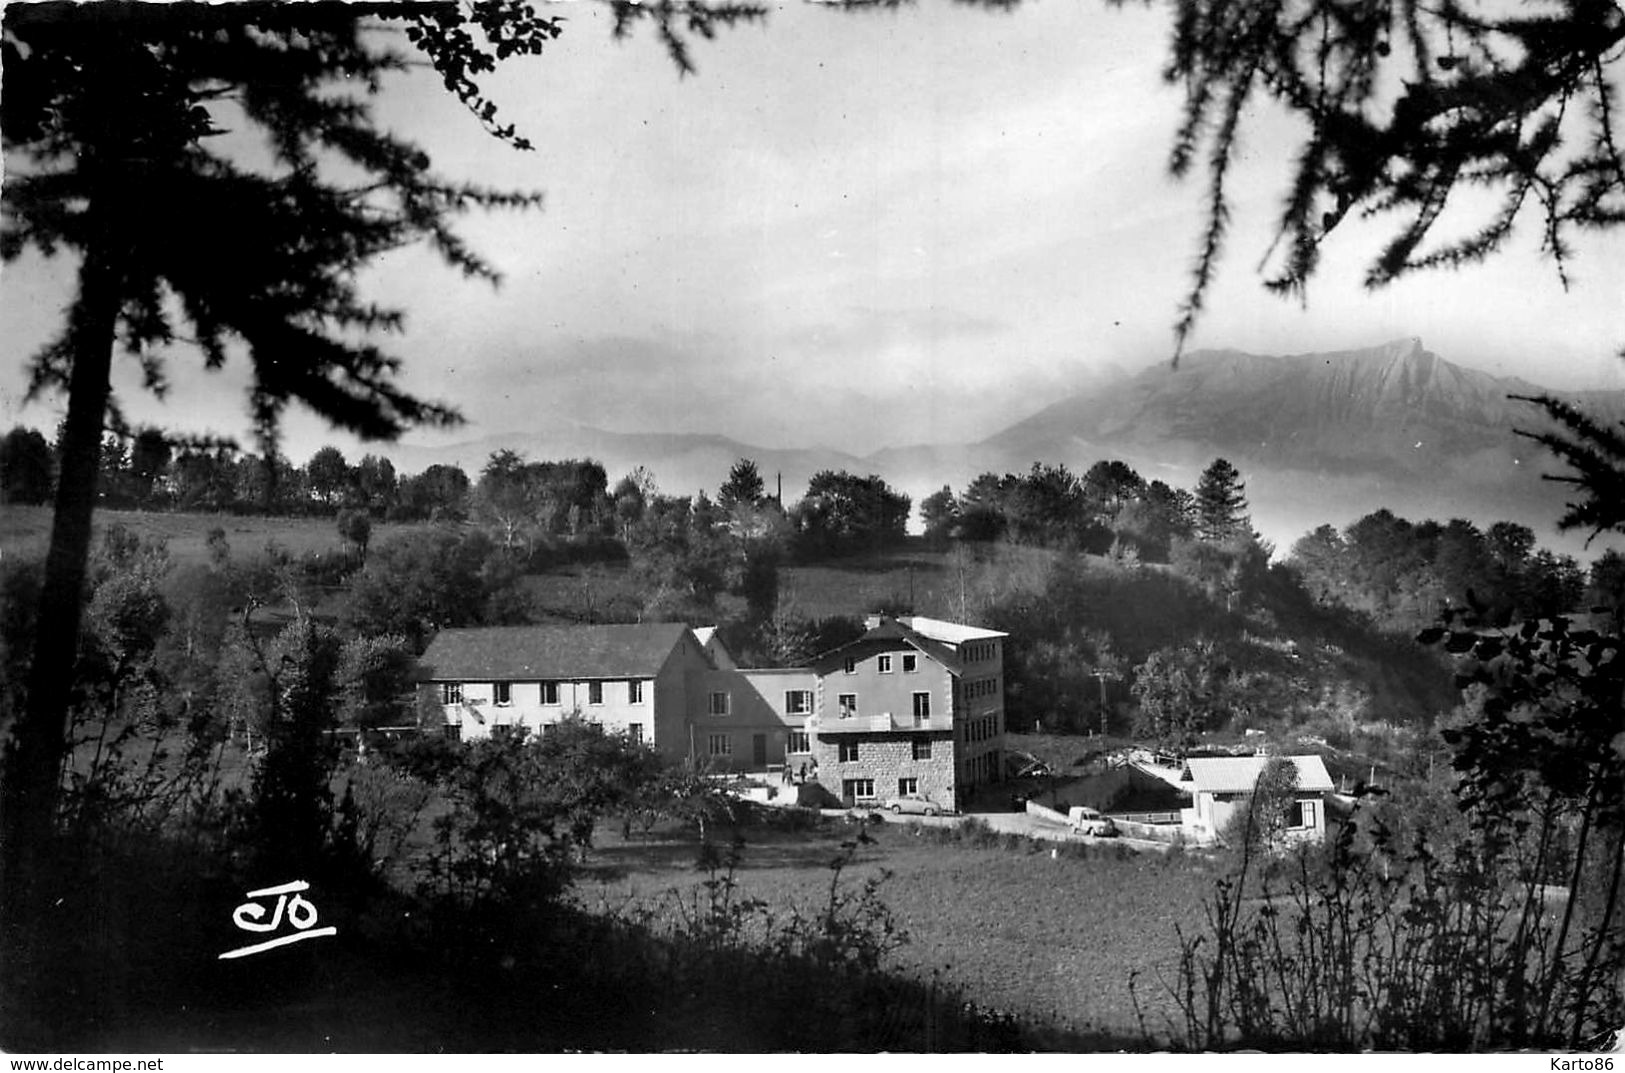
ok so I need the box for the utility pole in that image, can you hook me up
[1091,670,1114,737]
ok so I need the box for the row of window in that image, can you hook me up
[842,652,920,675]
[441,680,644,706]
[834,692,933,720]
[962,641,997,663]
[841,778,922,800]
[964,714,999,743]
[962,677,999,701]
[452,722,645,744]
[443,680,959,722]
[964,749,1000,784]
[836,739,933,763]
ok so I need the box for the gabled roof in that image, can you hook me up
[1181,755,1334,795]
[419,623,694,681]
[813,617,964,675]
[692,626,737,669]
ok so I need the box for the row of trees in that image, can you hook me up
[920,457,1250,561]
[0,425,476,521]
[2,425,915,570]
[1289,511,1596,633]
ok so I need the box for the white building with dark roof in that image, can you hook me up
[419,622,817,772]
[418,623,713,756]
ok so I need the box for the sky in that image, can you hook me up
[4,0,1625,467]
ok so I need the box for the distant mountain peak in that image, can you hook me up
[1383,335,1426,359]
[978,338,1625,556]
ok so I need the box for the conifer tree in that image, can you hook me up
[1194,458,1249,544]
[0,1,543,918]
[1155,1,1625,355]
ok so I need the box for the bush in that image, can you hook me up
[1162,797,1623,1050]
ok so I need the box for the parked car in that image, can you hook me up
[1069,806,1119,837]
[889,793,944,817]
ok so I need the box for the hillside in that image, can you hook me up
[2,503,1458,756]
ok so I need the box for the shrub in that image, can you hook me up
[1160,797,1622,1050]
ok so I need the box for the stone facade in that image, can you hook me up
[809,730,957,809]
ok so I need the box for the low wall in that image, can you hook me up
[1024,800,1071,826]
[1111,818,1195,845]
[1026,800,1197,844]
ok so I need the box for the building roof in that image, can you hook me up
[813,616,965,675]
[898,615,1007,644]
[419,623,694,681]
[1181,755,1334,795]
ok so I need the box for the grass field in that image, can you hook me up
[0,504,432,566]
[518,541,1068,625]
[571,815,1216,1043]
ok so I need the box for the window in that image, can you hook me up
[912,692,931,721]
[445,724,461,743]
[837,693,857,717]
[588,681,603,705]
[838,741,860,763]
[541,681,559,706]
[902,653,918,673]
[784,690,812,715]
[1296,800,1317,829]
[898,777,918,796]
[493,682,511,706]
[441,682,463,705]
[709,691,730,716]
[842,778,875,800]
[912,739,932,761]
[628,679,643,704]
[877,654,893,674]
[628,723,644,744]
[707,733,732,756]
[843,657,857,674]
[788,730,810,754]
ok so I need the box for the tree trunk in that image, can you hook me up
[1,231,126,917]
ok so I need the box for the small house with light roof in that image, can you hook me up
[1179,754,1335,844]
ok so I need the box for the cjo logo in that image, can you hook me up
[218,879,337,960]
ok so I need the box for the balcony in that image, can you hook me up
[812,711,953,735]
